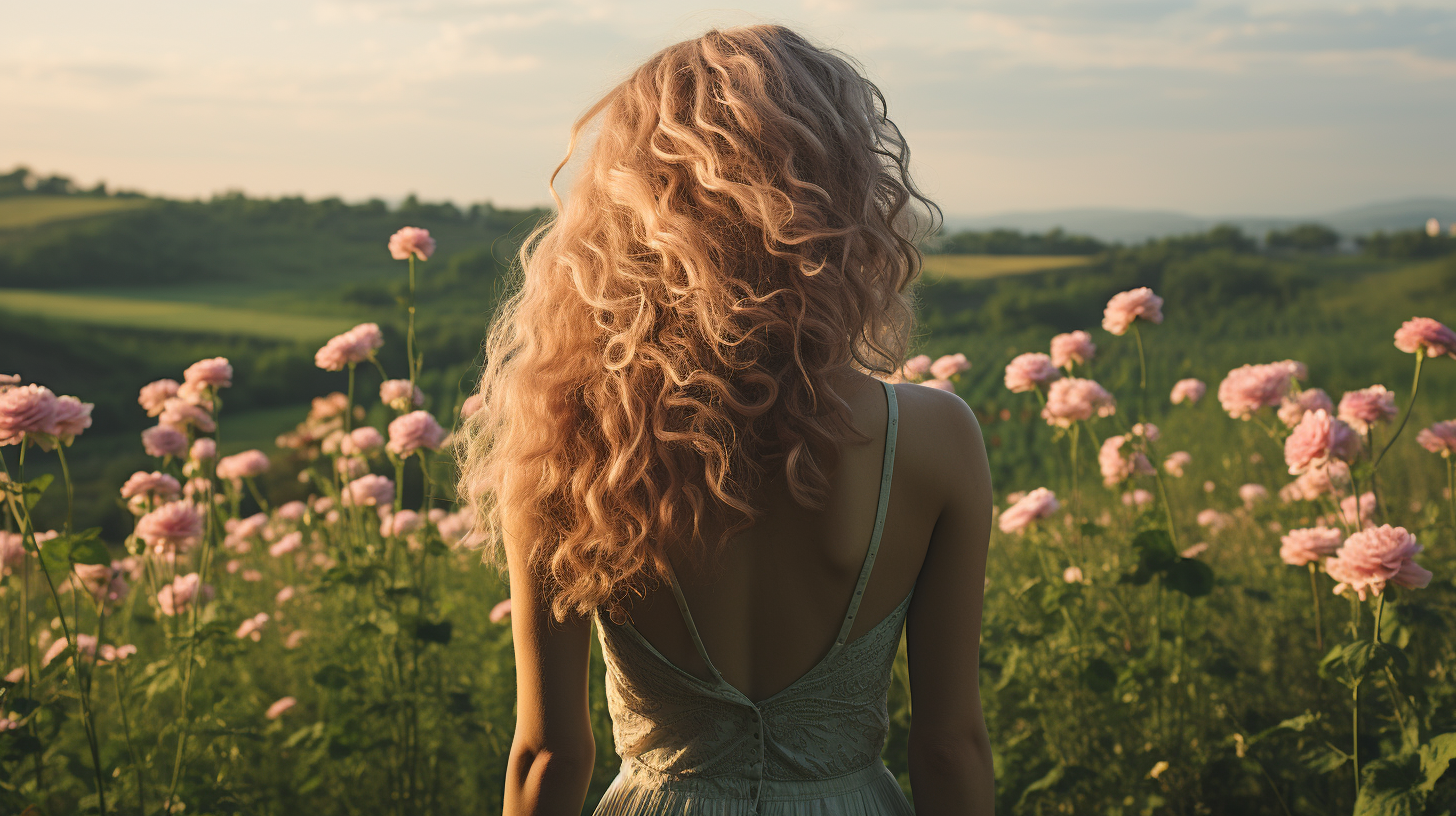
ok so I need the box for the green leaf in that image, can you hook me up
[1132,529,1178,572]
[312,664,357,690]
[66,529,109,566]
[23,474,54,512]
[1299,743,1349,774]
[8,696,41,717]
[1166,558,1215,598]
[1249,712,1318,746]
[1017,763,1096,808]
[414,619,453,645]
[1081,658,1117,694]
[1354,752,1425,816]
[1420,733,1456,791]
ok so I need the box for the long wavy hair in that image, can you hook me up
[456,25,939,623]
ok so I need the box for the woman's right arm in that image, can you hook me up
[905,389,995,815]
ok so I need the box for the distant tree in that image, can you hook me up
[928,227,1105,255]
[1265,223,1340,252]
[0,166,31,196]
[1358,229,1456,259]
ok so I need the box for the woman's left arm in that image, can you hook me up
[502,531,597,815]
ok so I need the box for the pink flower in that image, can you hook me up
[40,396,93,446]
[285,630,309,649]
[175,380,213,408]
[1279,527,1344,566]
[901,354,932,380]
[242,569,263,582]
[190,438,217,461]
[1278,388,1335,428]
[388,226,435,261]
[343,426,385,457]
[276,586,297,605]
[0,384,57,446]
[120,471,182,503]
[157,573,214,616]
[343,474,395,507]
[1337,385,1397,434]
[386,411,447,457]
[1196,508,1231,532]
[1278,360,1309,381]
[314,323,385,371]
[159,399,216,433]
[1131,422,1159,442]
[276,500,307,521]
[236,612,270,641]
[269,531,303,557]
[1164,451,1192,477]
[998,487,1060,533]
[919,379,956,392]
[929,353,971,380]
[183,357,233,388]
[380,379,425,412]
[1041,377,1116,428]
[0,374,20,392]
[380,510,423,538]
[1102,287,1164,336]
[1326,525,1432,600]
[1285,409,1359,475]
[142,425,188,458]
[1099,435,1153,486]
[335,456,368,479]
[72,562,130,604]
[1417,420,1456,456]
[1338,492,1377,529]
[1180,543,1209,559]
[136,501,204,555]
[1062,566,1084,584]
[1169,378,1206,405]
[265,696,298,720]
[1394,317,1456,358]
[436,511,472,547]
[216,450,270,481]
[1004,353,1060,393]
[138,379,179,417]
[1238,484,1268,509]
[1121,489,1153,507]
[1049,331,1096,369]
[460,394,483,419]
[43,634,98,667]
[1218,363,1294,420]
[97,644,136,666]
[1,532,27,575]
[490,598,512,623]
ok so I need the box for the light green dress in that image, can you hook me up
[592,380,914,815]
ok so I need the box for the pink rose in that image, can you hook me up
[276,586,297,605]
[379,379,425,412]
[160,399,216,433]
[1394,317,1456,358]
[217,449,270,482]
[388,226,435,261]
[343,474,395,507]
[380,509,423,538]
[138,379,179,417]
[436,511,471,547]
[998,487,1059,533]
[285,630,309,649]
[1285,409,1359,475]
[1326,524,1432,600]
[265,696,298,719]
[1042,377,1116,428]
[489,598,512,624]
[1417,420,1456,456]
[269,531,303,557]
[0,373,19,392]
[460,394,483,419]
[236,612,270,641]
[1169,378,1206,405]
[900,354,932,380]
[141,423,188,458]
[276,500,307,522]
[314,323,385,371]
[1050,331,1096,369]
[1218,363,1294,420]
[1102,287,1164,336]
[183,357,233,388]
[1238,483,1268,509]
[1196,508,1231,532]
[1004,353,1060,393]
[1337,492,1377,529]
[120,471,182,503]
[157,572,214,616]
[136,501,205,556]
[1062,566,1084,584]
[0,384,58,446]
[39,395,92,447]
[1121,489,1153,508]
[1099,435,1153,486]
[386,411,447,457]
[929,353,971,380]
[1279,527,1343,567]
[1,531,27,575]
[1337,385,1397,435]
[1164,451,1192,477]
[1278,388,1335,428]
[1181,543,1209,559]
[190,438,217,461]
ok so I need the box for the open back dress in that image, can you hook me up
[591,379,915,815]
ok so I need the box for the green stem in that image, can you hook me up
[1372,351,1423,471]
[1308,563,1323,653]
[345,363,357,435]
[114,660,147,816]
[407,255,418,386]
[1132,323,1149,421]
[1447,457,1455,537]
[56,445,75,535]
[244,476,270,513]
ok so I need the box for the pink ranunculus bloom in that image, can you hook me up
[919,378,956,392]
[386,411,447,458]
[901,354,932,380]
[1393,317,1456,358]
[1101,287,1164,336]
[343,474,395,507]
[380,509,423,538]
[159,399,216,434]
[190,438,217,461]
[42,634,99,667]
[388,226,436,261]
[1217,363,1294,420]
[1417,420,1456,457]
[97,643,137,666]
[269,531,303,557]
[276,500,307,522]
[998,487,1060,533]
[335,456,368,479]
[183,477,211,501]
[157,573,214,616]
[314,323,385,371]
[1279,526,1344,567]
[120,471,182,503]
[380,379,425,412]
[1169,378,1206,405]
[236,612,270,641]
[929,352,971,380]
[265,696,298,720]
[1238,483,1268,509]
[490,598,512,623]
[138,379,179,417]
[0,373,18,392]
[174,380,214,409]
[72,562,130,604]
[436,512,472,547]
[1004,353,1061,393]
[136,501,205,556]
[216,449,270,482]
[1180,543,1209,559]
[285,629,309,649]
[1164,451,1192,478]
[142,424,189,458]
[460,394,483,419]
[276,586,297,605]
[1277,388,1335,428]
[1121,489,1153,508]
[343,426,385,456]
[1338,492,1378,529]
[242,569,263,582]
[1196,508,1231,532]
[1337,385,1397,435]
[1278,360,1309,381]
[1049,331,1096,369]
[1,531,29,576]
[1062,566,1084,584]
[38,395,93,448]
[1131,422,1159,442]
[1098,435,1153,486]
[0,384,58,446]
[1326,524,1432,600]
[1041,377,1116,428]
[183,357,232,388]
[1285,409,1360,475]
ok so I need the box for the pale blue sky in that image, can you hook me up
[5,1,1454,216]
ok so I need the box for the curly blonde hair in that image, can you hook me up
[456,25,938,622]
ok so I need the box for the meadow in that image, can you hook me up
[3,183,1456,815]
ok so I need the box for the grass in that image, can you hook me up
[0,288,357,340]
[922,254,1092,280]
[0,195,151,229]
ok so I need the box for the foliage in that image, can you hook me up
[926,226,1106,256]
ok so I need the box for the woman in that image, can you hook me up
[458,25,994,815]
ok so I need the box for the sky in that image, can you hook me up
[5,0,1455,218]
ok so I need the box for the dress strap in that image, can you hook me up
[831,379,898,649]
[663,561,728,687]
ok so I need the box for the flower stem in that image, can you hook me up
[1308,563,1323,652]
[345,363,357,434]
[1373,351,1423,471]
[56,445,75,535]
[1132,323,1149,421]
[407,255,418,386]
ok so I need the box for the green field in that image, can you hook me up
[0,194,151,229]
[0,288,357,340]
[921,253,1092,279]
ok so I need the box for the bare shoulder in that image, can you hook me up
[888,381,988,512]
